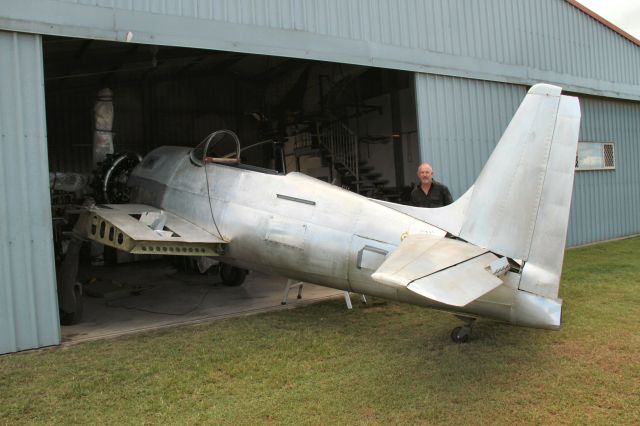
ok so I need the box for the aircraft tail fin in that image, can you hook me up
[376,84,581,299]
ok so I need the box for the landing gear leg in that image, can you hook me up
[219,263,248,286]
[450,316,476,343]
[57,234,84,325]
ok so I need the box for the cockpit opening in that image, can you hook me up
[189,130,283,175]
[190,130,241,167]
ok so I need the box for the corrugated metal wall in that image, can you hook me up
[2,0,639,100]
[569,97,640,245]
[0,31,61,354]
[52,0,640,88]
[415,73,640,247]
[415,73,527,198]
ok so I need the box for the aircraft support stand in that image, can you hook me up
[281,279,304,305]
[281,279,368,310]
[57,234,85,325]
[343,292,367,309]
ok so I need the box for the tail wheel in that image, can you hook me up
[219,263,248,287]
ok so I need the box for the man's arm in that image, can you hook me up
[442,186,453,206]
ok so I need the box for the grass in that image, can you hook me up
[1,237,639,425]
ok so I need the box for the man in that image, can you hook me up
[410,163,453,207]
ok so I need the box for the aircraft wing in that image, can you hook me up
[74,204,227,256]
[371,234,505,307]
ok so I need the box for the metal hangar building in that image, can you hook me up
[1,0,638,353]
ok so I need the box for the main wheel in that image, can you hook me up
[219,264,247,287]
[450,326,470,343]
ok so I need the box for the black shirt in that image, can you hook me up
[410,180,453,207]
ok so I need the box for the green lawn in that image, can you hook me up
[1,237,639,425]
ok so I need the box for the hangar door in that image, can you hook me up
[0,31,60,354]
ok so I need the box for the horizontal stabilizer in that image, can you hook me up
[371,235,502,306]
[407,253,502,307]
[75,204,226,256]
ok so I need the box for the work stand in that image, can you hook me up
[281,279,367,309]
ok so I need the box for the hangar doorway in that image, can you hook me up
[43,36,419,338]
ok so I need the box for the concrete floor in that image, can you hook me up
[61,260,344,344]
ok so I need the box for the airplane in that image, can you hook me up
[57,83,581,342]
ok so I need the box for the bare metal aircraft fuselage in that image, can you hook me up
[127,150,556,331]
[132,150,453,302]
[64,84,580,340]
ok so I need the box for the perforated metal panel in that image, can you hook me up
[603,143,615,168]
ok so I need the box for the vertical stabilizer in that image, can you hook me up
[373,84,580,299]
[457,84,580,299]
[516,94,581,298]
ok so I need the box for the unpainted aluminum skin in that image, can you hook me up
[82,84,581,333]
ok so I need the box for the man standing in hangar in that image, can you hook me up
[410,163,453,208]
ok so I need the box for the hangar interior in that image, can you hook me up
[44,35,418,333]
[45,36,419,197]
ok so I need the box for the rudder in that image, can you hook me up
[374,84,581,299]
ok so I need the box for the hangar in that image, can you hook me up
[1,0,639,354]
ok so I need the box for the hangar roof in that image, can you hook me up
[566,0,640,47]
[1,0,639,100]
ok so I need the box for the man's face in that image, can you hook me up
[417,164,433,185]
